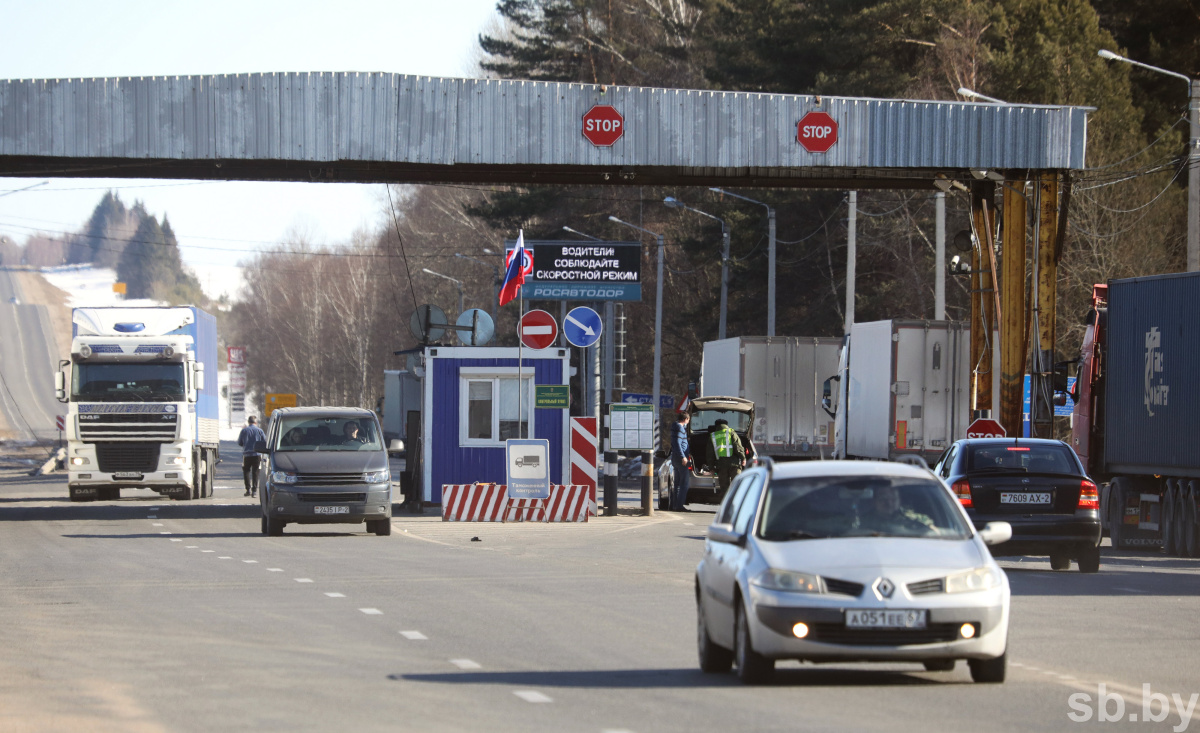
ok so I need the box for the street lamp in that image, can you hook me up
[454,253,500,322]
[562,225,602,241]
[663,197,731,340]
[710,188,776,337]
[957,87,1009,104]
[1098,48,1199,272]
[607,215,664,420]
[421,267,464,315]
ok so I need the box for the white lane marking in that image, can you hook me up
[152,523,163,526]
[243,560,258,564]
[218,556,232,560]
[201,550,214,553]
[185,546,198,549]
[325,592,346,598]
[513,691,552,704]
[450,659,481,669]
[147,515,157,519]
[1113,587,1148,593]
[399,631,427,640]
[295,578,313,583]
[359,608,382,615]
[160,532,172,535]
[602,730,636,733]
[169,539,181,542]
[267,568,283,572]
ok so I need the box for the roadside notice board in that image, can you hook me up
[535,385,569,409]
[264,393,298,419]
[608,404,655,451]
[506,438,551,499]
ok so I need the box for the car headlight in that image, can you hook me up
[945,566,1003,594]
[363,469,391,484]
[270,471,297,484]
[751,569,823,593]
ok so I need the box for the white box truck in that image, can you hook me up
[822,320,972,464]
[701,336,842,459]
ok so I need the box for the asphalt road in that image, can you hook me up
[0,268,63,441]
[1,447,1198,733]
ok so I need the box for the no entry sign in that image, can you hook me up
[582,105,624,146]
[519,309,558,350]
[797,111,838,153]
[967,418,1007,439]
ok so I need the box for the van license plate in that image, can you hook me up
[315,506,350,515]
[845,610,927,629]
[1000,492,1050,504]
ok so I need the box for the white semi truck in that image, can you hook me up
[55,307,219,501]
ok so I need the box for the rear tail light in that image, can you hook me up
[1078,479,1099,510]
[952,479,973,508]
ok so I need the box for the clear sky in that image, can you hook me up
[0,0,502,299]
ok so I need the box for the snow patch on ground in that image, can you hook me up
[39,266,163,309]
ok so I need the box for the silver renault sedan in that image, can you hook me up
[696,460,1012,684]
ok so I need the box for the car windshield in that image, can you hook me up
[966,443,1079,474]
[274,416,383,451]
[758,475,972,541]
[690,408,751,433]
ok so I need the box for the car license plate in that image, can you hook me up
[1000,492,1051,504]
[314,506,350,515]
[845,609,927,629]
[113,472,143,479]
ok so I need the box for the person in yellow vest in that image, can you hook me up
[709,418,745,493]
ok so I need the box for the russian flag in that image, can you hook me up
[498,231,533,307]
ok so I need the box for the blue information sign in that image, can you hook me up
[621,392,676,410]
[1021,375,1075,437]
[505,439,551,499]
[563,307,603,348]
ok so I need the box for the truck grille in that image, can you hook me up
[298,493,367,503]
[95,443,161,473]
[294,473,364,487]
[78,413,178,441]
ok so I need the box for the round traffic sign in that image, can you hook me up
[563,306,603,348]
[582,105,625,147]
[967,418,1006,439]
[797,111,838,153]
[519,309,558,350]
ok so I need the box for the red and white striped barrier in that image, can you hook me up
[441,483,507,522]
[570,417,599,516]
[441,484,594,522]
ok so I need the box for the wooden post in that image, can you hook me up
[1032,172,1062,436]
[1000,182,1028,436]
[970,181,997,414]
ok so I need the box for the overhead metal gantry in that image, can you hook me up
[0,72,1093,434]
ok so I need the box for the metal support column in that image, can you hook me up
[845,192,857,332]
[935,192,946,320]
[641,450,653,516]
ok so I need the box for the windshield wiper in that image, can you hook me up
[786,530,826,540]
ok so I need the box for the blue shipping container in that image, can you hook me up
[1103,272,1200,476]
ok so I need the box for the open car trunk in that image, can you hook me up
[687,396,756,472]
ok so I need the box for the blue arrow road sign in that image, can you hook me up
[563,306,603,348]
[621,392,676,410]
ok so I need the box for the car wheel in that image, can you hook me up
[734,598,773,684]
[1163,483,1178,556]
[369,519,392,536]
[923,660,955,672]
[1185,491,1200,559]
[266,514,285,536]
[261,514,269,536]
[968,650,1007,683]
[1049,553,1071,571]
[1175,483,1192,557]
[1108,479,1127,550]
[696,593,733,673]
[1077,544,1101,573]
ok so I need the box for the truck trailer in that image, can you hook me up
[700,336,841,459]
[1071,273,1200,555]
[55,306,219,501]
[822,320,972,465]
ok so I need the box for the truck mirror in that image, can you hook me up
[55,370,66,402]
[821,376,839,419]
[1053,393,1067,407]
[193,362,205,390]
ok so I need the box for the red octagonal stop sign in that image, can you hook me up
[582,105,625,147]
[967,418,1007,439]
[797,111,838,153]
[519,309,558,350]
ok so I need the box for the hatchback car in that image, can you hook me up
[656,396,757,509]
[932,438,1101,572]
[696,460,1012,684]
[259,407,392,536]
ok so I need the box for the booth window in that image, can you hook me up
[460,372,533,446]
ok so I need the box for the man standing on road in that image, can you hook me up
[710,418,744,494]
[670,412,691,511]
[237,416,267,497]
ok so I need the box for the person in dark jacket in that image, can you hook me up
[237,416,267,497]
[670,412,691,511]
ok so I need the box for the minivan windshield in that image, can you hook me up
[274,415,383,451]
[758,475,971,541]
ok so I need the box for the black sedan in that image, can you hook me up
[932,438,1101,573]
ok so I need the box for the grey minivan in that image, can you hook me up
[259,407,392,536]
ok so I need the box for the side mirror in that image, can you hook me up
[194,362,205,390]
[255,439,268,453]
[389,439,405,453]
[706,523,745,546]
[821,376,839,419]
[55,369,66,402]
[654,449,669,460]
[978,521,1013,546]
